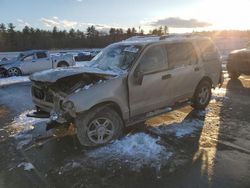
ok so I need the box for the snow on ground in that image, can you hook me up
[149,119,204,138]
[17,162,35,171]
[0,76,30,87]
[82,133,172,172]
[9,110,48,149]
[212,88,228,101]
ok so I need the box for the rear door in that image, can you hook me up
[128,44,173,117]
[165,42,202,101]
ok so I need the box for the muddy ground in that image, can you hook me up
[0,73,250,188]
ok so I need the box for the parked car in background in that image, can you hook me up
[0,50,75,77]
[29,35,223,147]
[227,45,250,79]
[74,52,93,62]
[74,50,101,62]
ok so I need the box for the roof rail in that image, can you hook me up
[125,35,161,42]
[125,34,205,42]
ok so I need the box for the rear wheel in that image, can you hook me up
[191,80,212,110]
[228,71,240,80]
[7,67,22,77]
[75,106,124,147]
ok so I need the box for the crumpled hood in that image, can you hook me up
[30,66,121,83]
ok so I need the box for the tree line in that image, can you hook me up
[1,23,249,52]
[0,23,169,52]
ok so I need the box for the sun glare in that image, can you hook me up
[201,0,250,30]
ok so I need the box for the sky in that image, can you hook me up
[1,0,250,33]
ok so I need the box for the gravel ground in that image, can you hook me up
[0,73,249,188]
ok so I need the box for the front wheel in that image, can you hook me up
[75,106,124,147]
[191,80,212,110]
[7,67,22,77]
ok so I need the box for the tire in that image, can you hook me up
[57,62,69,67]
[228,71,240,80]
[75,106,124,147]
[7,67,22,77]
[191,80,212,110]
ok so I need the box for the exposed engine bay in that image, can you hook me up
[32,73,111,102]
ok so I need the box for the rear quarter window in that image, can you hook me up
[36,52,48,59]
[166,42,198,69]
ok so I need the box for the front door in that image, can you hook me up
[128,44,173,117]
[19,54,35,74]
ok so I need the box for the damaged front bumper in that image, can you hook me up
[27,109,71,131]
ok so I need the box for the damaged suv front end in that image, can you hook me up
[30,66,122,124]
[30,43,142,132]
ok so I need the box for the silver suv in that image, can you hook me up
[29,35,223,147]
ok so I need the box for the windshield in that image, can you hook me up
[89,44,142,73]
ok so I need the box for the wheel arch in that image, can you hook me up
[197,76,213,88]
[57,61,69,67]
[89,101,124,121]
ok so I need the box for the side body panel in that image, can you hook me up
[194,39,222,86]
[67,75,130,120]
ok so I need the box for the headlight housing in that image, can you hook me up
[61,101,74,111]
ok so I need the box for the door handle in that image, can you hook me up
[194,67,200,72]
[162,74,172,80]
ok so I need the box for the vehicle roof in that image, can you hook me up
[20,50,47,56]
[115,35,211,47]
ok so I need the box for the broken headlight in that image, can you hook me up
[61,101,75,111]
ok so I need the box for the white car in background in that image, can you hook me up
[0,50,75,77]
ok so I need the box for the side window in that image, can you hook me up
[166,42,198,69]
[22,54,34,62]
[198,40,219,61]
[36,52,47,59]
[139,45,167,73]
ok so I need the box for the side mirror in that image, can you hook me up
[134,68,144,85]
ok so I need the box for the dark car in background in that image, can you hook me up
[227,45,250,79]
[74,50,101,62]
[74,52,93,62]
